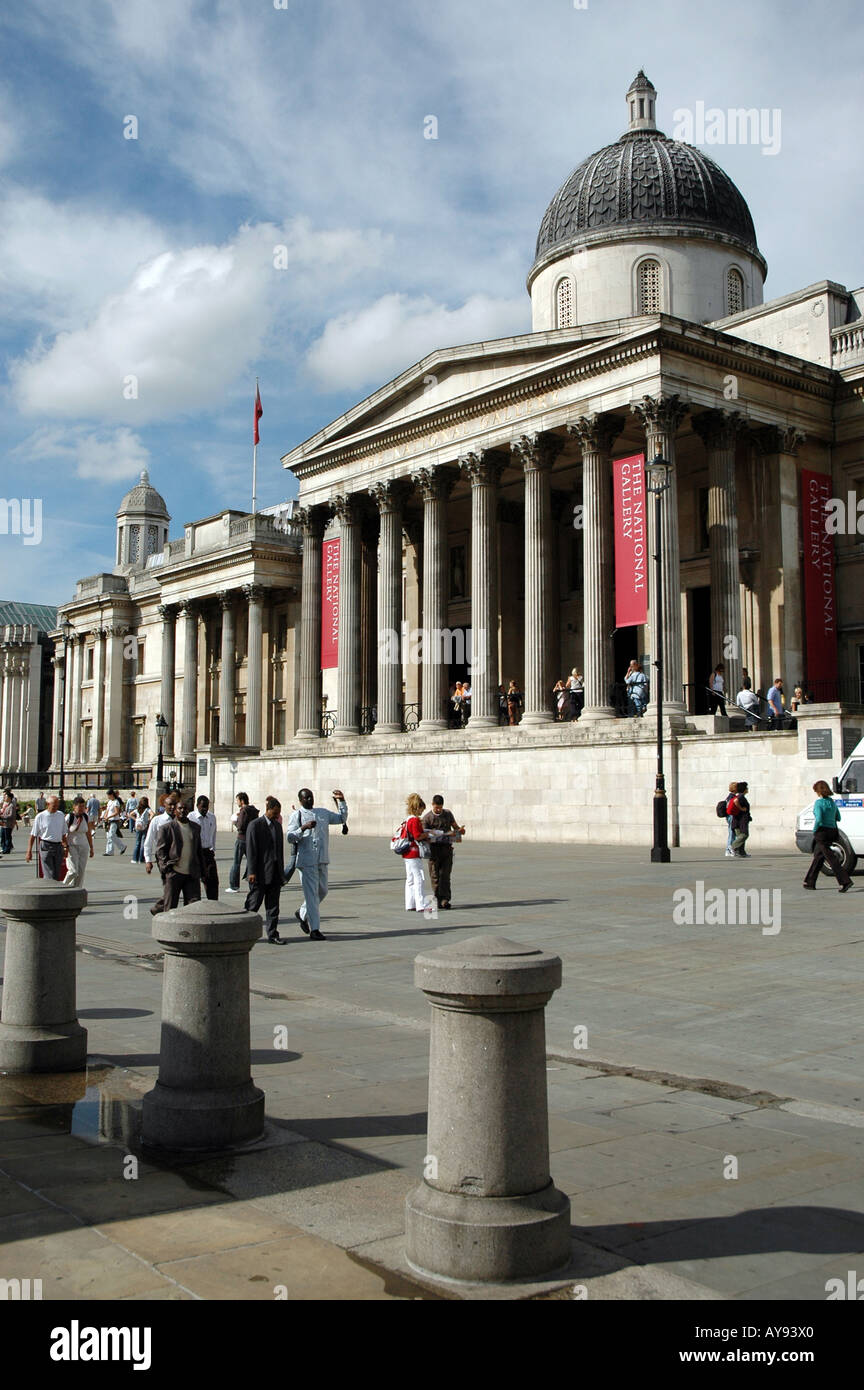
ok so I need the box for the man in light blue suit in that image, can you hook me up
[286,788,348,940]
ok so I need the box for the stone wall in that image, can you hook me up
[197,704,864,851]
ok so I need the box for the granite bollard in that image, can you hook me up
[0,883,88,1073]
[405,934,571,1282]
[142,899,265,1151]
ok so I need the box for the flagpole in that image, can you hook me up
[252,376,258,514]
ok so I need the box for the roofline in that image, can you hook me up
[528,222,767,291]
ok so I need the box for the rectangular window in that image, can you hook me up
[86,647,94,681]
[137,641,145,675]
[131,719,145,763]
[698,487,710,552]
[80,723,92,763]
[275,612,288,653]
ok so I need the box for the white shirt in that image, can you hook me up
[33,810,67,842]
[144,809,173,864]
[189,809,217,849]
[104,798,121,823]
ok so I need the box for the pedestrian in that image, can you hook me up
[286,788,348,940]
[226,791,258,893]
[767,677,788,730]
[567,668,584,720]
[708,663,727,716]
[189,794,219,900]
[124,791,139,828]
[721,778,739,857]
[0,787,18,855]
[245,796,288,943]
[132,796,152,862]
[144,793,178,915]
[553,679,568,720]
[421,794,466,910]
[506,679,523,726]
[728,782,752,857]
[497,684,508,725]
[790,685,811,713]
[451,680,466,727]
[26,794,68,880]
[63,796,95,887]
[397,794,431,912]
[803,781,852,893]
[625,660,648,717]
[735,677,761,731]
[86,791,101,831]
[461,679,472,724]
[155,799,203,910]
[102,788,126,855]
[35,791,46,814]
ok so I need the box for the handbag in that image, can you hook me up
[391,821,413,856]
[417,840,431,859]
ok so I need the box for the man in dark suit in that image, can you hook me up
[245,796,287,944]
[155,799,204,911]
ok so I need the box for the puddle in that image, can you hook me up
[0,1064,146,1148]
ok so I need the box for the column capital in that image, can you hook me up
[370,477,412,513]
[158,603,178,622]
[691,409,746,450]
[566,413,626,453]
[411,466,457,502]
[458,449,508,486]
[242,583,265,604]
[294,504,328,539]
[750,423,806,456]
[511,431,565,472]
[218,590,236,612]
[178,599,200,618]
[105,622,130,638]
[631,394,688,437]
[331,493,361,525]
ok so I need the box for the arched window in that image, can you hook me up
[147,524,159,556]
[555,276,574,329]
[128,525,140,564]
[726,267,745,316]
[637,259,662,314]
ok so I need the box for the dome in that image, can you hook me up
[533,73,764,274]
[116,469,170,521]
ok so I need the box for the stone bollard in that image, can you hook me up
[0,883,88,1073]
[142,899,264,1152]
[405,934,571,1282]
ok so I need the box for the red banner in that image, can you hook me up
[802,469,837,684]
[321,538,340,670]
[613,454,648,628]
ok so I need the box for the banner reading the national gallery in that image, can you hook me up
[613,453,648,628]
[801,468,838,686]
[321,538,340,670]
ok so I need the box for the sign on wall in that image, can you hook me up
[321,538,340,670]
[613,454,648,628]
[801,469,838,688]
[806,728,833,761]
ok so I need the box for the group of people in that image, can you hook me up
[707,665,806,732]
[553,670,585,721]
[397,793,465,912]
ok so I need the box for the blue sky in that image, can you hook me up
[1,0,862,602]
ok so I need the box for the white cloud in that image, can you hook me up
[9,218,390,423]
[305,292,528,392]
[15,426,150,481]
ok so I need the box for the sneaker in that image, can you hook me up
[295,908,310,935]
[225,887,240,894]
[725,850,734,858]
[309,929,326,940]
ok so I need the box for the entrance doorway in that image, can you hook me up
[689,586,713,714]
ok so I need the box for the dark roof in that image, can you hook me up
[0,600,59,631]
[535,131,760,264]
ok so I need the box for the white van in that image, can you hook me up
[795,735,864,875]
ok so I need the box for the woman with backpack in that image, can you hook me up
[719,779,739,857]
[803,781,852,892]
[397,793,431,912]
[132,796,152,862]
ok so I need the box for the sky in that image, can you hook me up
[1,0,862,603]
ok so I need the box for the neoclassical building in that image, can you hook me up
[52,474,301,784]
[282,73,864,741]
[0,601,57,777]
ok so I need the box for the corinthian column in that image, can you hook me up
[752,425,807,689]
[413,467,456,731]
[512,432,565,723]
[370,480,408,734]
[631,395,688,712]
[103,623,128,763]
[332,495,361,738]
[243,585,264,749]
[693,411,745,701]
[91,627,106,762]
[567,414,625,719]
[218,592,236,744]
[71,636,84,763]
[460,449,507,727]
[179,600,200,757]
[158,605,177,757]
[295,507,326,740]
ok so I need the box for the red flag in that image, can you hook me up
[254,385,263,445]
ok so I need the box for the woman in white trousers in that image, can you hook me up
[402,793,431,911]
[64,797,94,886]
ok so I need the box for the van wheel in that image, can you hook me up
[820,833,857,877]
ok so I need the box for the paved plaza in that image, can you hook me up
[1,831,863,1300]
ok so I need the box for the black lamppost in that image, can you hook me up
[58,616,73,812]
[646,455,672,863]
[155,713,168,788]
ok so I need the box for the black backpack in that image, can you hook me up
[716,798,730,819]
